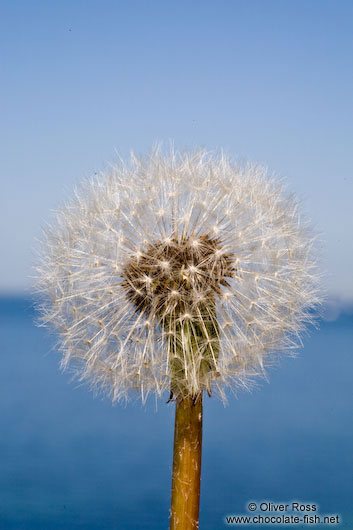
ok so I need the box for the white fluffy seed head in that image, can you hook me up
[35,147,320,403]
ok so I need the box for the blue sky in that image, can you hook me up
[1,0,352,300]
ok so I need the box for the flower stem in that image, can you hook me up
[170,394,203,530]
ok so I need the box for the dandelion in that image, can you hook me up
[36,147,319,530]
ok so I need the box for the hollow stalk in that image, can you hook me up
[170,393,203,530]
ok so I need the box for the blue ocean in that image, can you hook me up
[1,297,352,529]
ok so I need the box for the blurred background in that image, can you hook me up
[1,1,352,528]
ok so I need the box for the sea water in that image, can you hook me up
[1,297,352,529]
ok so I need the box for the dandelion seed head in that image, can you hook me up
[35,147,320,403]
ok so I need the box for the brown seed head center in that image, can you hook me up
[122,234,235,318]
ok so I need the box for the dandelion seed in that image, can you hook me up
[36,147,319,403]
